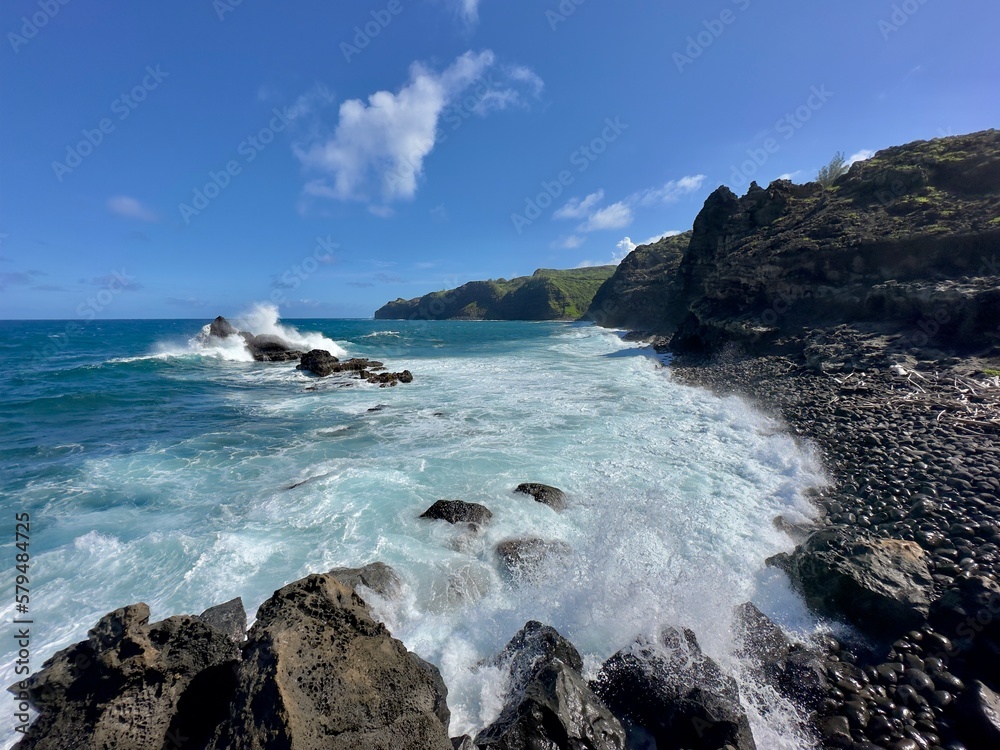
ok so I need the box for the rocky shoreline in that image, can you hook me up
[665,329,1000,749]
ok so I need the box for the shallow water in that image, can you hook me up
[0,311,826,748]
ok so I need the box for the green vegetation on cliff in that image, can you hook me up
[374,266,616,321]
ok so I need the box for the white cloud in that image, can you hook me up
[107,196,158,222]
[640,230,683,244]
[286,84,336,121]
[578,202,633,232]
[777,171,803,181]
[457,0,480,24]
[848,149,876,166]
[634,175,707,207]
[551,235,584,249]
[614,237,637,260]
[295,50,541,210]
[555,190,605,220]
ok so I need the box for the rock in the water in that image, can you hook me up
[475,621,626,750]
[13,603,239,750]
[957,680,1000,746]
[243,333,303,362]
[421,499,493,527]
[298,348,341,376]
[495,538,572,583]
[210,315,238,338]
[592,625,757,750]
[514,483,567,511]
[208,573,451,750]
[197,597,247,643]
[768,528,933,637]
[327,561,403,600]
[451,736,476,750]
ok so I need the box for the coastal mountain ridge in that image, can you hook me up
[374,266,615,321]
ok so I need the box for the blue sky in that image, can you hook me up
[1,0,998,319]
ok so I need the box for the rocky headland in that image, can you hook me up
[374,266,615,321]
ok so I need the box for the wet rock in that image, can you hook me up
[592,625,757,750]
[327,561,403,600]
[12,603,239,750]
[768,528,934,636]
[475,622,625,750]
[208,573,451,749]
[514,483,568,511]
[196,597,247,643]
[421,499,493,528]
[297,348,341,376]
[209,315,238,338]
[244,333,303,362]
[956,680,1000,746]
[451,736,476,750]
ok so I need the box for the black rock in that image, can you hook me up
[297,348,341,376]
[197,597,247,643]
[420,499,494,528]
[475,622,626,750]
[209,315,238,338]
[514,483,568,511]
[327,561,403,600]
[495,538,572,583]
[956,680,1000,746]
[591,625,757,750]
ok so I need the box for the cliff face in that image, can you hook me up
[374,266,615,321]
[595,130,1000,356]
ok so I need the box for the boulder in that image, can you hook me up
[956,681,1000,747]
[421,500,494,528]
[327,561,403,601]
[12,603,239,750]
[514,483,567,511]
[298,349,341,376]
[209,315,238,338]
[591,625,757,750]
[243,333,303,362]
[475,622,626,750]
[768,528,934,637]
[495,539,572,583]
[196,597,247,643]
[208,573,451,750]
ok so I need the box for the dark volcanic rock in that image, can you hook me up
[421,499,493,527]
[13,603,239,750]
[210,315,238,338]
[592,625,756,750]
[475,621,626,750]
[514,483,568,511]
[297,348,340,376]
[196,597,247,643]
[768,527,934,637]
[208,573,451,750]
[243,333,303,362]
[956,680,1000,746]
[327,561,403,601]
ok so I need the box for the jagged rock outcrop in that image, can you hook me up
[591,625,757,750]
[12,604,240,750]
[202,316,303,362]
[587,131,1000,358]
[768,527,934,637]
[196,597,247,643]
[209,573,452,749]
[475,621,626,749]
[327,562,404,600]
[375,267,615,321]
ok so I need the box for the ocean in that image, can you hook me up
[0,308,828,748]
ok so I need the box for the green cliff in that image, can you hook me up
[374,266,616,321]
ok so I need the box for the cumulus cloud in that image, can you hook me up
[294,50,541,212]
[578,202,633,232]
[555,190,605,220]
[107,196,158,222]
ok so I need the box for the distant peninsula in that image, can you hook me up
[374,266,615,321]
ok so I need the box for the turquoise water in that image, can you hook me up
[0,311,825,747]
